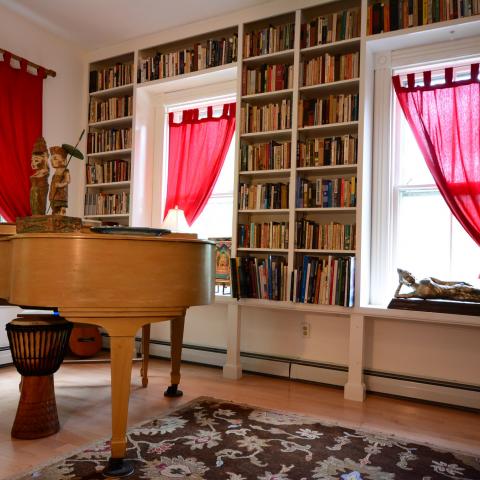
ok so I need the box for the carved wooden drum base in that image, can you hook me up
[12,375,60,439]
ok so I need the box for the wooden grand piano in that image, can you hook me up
[0,227,215,476]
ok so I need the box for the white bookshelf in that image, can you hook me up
[84,52,134,226]
[81,0,480,402]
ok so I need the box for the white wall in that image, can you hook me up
[0,4,86,363]
[0,3,86,218]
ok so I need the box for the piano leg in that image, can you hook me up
[164,315,185,397]
[104,335,135,477]
[140,324,150,387]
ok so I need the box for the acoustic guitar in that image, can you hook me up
[69,324,102,357]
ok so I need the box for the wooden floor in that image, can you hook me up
[1,359,479,479]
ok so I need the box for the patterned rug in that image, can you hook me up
[14,397,480,480]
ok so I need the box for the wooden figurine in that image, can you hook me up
[30,137,50,215]
[49,146,71,215]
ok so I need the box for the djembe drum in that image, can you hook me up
[6,314,72,439]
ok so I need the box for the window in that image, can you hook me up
[393,98,480,284]
[164,96,235,240]
[370,42,480,306]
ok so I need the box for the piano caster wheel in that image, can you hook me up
[103,458,134,477]
[164,384,183,397]
[142,377,148,388]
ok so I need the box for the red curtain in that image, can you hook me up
[0,51,45,222]
[164,102,236,226]
[392,64,480,246]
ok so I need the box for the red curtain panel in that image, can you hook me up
[0,52,45,222]
[393,64,480,246]
[165,102,236,225]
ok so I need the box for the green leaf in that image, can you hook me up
[62,143,84,160]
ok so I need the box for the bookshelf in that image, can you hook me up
[137,27,238,85]
[367,0,479,35]
[85,53,134,225]
[82,0,479,304]
[231,2,362,307]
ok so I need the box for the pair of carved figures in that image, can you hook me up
[30,136,70,216]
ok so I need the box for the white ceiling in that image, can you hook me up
[0,0,273,50]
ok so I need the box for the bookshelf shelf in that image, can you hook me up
[88,116,133,128]
[299,78,360,95]
[137,62,238,90]
[298,122,359,137]
[242,49,295,65]
[85,181,131,189]
[89,84,134,98]
[240,129,292,141]
[239,169,291,177]
[300,37,361,56]
[241,89,293,102]
[297,165,357,174]
[237,247,289,253]
[295,249,356,254]
[238,209,290,214]
[84,214,130,219]
[296,207,357,213]
[87,149,132,158]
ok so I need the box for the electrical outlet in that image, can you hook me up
[301,321,310,337]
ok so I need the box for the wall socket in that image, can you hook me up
[301,321,310,337]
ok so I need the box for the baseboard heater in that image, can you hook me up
[139,337,480,411]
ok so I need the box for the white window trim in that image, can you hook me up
[150,80,236,227]
[369,36,480,307]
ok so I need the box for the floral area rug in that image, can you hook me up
[15,397,480,479]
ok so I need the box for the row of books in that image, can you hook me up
[300,8,361,48]
[297,134,358,167]
[240,141,291,171]
[231,255,289,300]
[243,23,295,58]
[238,222,289,249]
[301,52,360,86]
[85,159,130,185]
[89,63,134,93]
[295,220,356,250]
[241,99,292,134]
[292,255,355,306]
[87,128,132,154]
[242,64,294,95]
[367,0,479,35]
[296,176,357,208]
[239,182,289,210]
[137,35,238,82]
[298,94,359,127]
[84,192,130,216]
[89,95,133,124]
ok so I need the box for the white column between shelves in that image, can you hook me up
[223,302,242,379]
[223,21,244,380]
[287,9,302,296]
[344,312,366,401]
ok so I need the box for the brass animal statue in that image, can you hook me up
[395,268,480,303]
[30,137,50,215]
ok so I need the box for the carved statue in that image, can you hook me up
[48,146,71,215]
[395,268,480,303]
[30,137,50,215]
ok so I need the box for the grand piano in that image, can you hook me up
[0,227,215,476]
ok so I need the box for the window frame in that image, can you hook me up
[369,36,480,307]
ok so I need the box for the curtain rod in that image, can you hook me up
[0,48,56,78]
